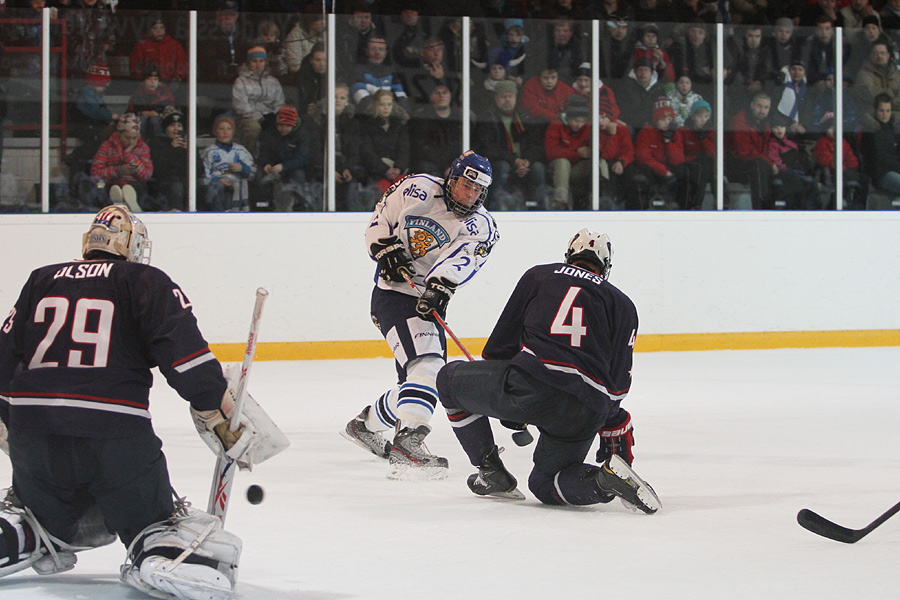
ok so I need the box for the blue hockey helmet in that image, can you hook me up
[444,151,492,218]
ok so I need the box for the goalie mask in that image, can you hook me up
[444,151,492,218]
[565,228,613,280]
[82,204,151,264]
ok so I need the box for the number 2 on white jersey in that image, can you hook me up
[550,287,587,347]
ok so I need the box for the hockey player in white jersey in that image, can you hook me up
[342,150,499,479]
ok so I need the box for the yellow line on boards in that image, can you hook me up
[209,330,900,362]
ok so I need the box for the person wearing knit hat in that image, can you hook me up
[85,63,111,89]
[117,112,141,133]
[233,40,285,155]
[126,66,176,139]
[129,15,188,82]
[671,98,715,210]
[545,94,592,209]
[616,53,666,130]
[631,95,697,210]
[258,103,308,211]
[148,106,189,210]
[276,104,299,129]
[202,112,256,211]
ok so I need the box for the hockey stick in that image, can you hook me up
[401,273,533,446]
[797,501,900,543]
[208,287,269,524]
[401,272,473,360]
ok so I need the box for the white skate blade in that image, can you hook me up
[387,462,449,481]
[480,488,526,500]
[605,455,662,514]
[141,557,232,600]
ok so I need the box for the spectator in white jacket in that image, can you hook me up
[232,45,285,154]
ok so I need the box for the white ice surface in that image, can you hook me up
[2,347,899,599]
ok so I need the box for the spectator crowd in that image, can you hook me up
[2,0,900,211]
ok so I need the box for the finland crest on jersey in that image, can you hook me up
[405,215,450,258]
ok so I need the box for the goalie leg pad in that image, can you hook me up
[121,508,241,600]
[0,491,78,577]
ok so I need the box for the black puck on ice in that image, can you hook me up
[246,484,264,505]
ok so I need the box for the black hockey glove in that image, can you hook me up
[415,277,457,322]
[596,408,634,465]
[371,236,414,283]
[661,128,675,142]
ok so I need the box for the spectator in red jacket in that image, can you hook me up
[633,23,676,83]
[726,91,777,209]
[633,98,702,210]
[813,116,868,209]
[596,94,634,209]
[670,99,715,209]
[129,16,188,84]
[545,93,591,210]
[89,113,154,210]
[520,67,577,128]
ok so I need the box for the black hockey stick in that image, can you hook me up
[797,501,900,543]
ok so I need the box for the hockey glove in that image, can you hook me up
[191,388,247,455]
[371,236,414,283]
[416,277,457,322]
[596,408,634,465]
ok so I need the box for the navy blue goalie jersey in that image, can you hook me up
[482,263,638,414]
[0,259,227,438]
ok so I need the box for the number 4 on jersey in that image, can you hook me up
[550,287,587,347]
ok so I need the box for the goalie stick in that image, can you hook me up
[208,287,268,524]
[797,501,900,543]
[401,273,533,446]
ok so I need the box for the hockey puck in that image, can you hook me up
[246,485,264,505]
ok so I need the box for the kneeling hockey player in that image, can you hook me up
[436,229,661,514]
[0,205,247,599]
[342,150,500,479]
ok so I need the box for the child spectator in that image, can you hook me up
[767,112,820,209]
[474,52,515,115]
[350,36,410,113]
[671,99,716,209]
[634,99,700,210]
[232,45,286,155]
[813,116,868,209]
[257,104,310,212]
[667,75,704,128]
[66,63,119,180]
[545,94,592,210]
[147,106,189,211]
[129,16,187,84]
[520,67,577,128]
[127,68,176,139]
[255,20,288,79]
[596,94,634,209]
[201,113,256,212]
[496,18,529,87]
[88,113,154,211]
[358,89,410,198]
[633,23,675,84]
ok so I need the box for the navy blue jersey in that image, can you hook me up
[0,259,227,438]
[482,263,638,414]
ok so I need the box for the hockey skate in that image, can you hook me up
[595,455,661,515]
[388,424,448,480]
[467,446,525,500]
[341,406,392,459]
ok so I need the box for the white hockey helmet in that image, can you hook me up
[565,228,612,279]
[82,204,151,264]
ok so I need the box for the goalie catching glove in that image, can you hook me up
[191,385,289,471]
[416,277,457,322]
[371,236,414,283]
[596,408,634,465]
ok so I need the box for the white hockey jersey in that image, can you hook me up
[365,173,499,296]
